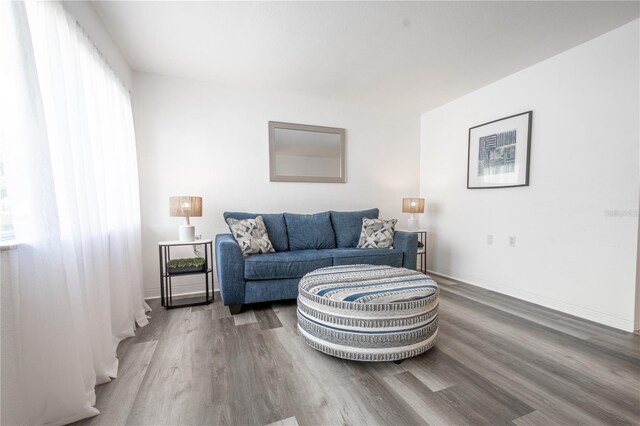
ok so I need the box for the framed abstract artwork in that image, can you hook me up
[467,111,532,189]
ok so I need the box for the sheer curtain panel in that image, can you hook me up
[0,1,149,424]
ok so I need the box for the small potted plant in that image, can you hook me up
[167,257,206,275]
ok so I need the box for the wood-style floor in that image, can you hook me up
[74,275,640,426]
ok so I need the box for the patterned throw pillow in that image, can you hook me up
[357,218,398,249]
[226,215,275,256]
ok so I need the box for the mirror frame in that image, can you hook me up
[269,121,346,183]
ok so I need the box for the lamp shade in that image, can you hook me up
[402,198,425,214]
[169,196,202,217]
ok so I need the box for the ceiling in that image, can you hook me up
[93,1,639,113]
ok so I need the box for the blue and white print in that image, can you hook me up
[478,129,517,177]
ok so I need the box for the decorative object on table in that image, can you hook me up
[467,111,532,189]
[269,121,346,183]
[357,218,397,248]
[402,198,425,231]
[158,239,213,309]
[226,215,275,256]
[297,264,439,361]
[166,257,206,274]
[169,196,202,241]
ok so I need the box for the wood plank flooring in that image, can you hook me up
[73,275,640,426]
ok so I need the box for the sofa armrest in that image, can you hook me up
[215,233,246,306]
[394,231,418,270]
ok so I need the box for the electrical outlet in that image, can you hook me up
[509,236,516,247]
[487,235,493,245]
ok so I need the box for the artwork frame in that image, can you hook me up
[467,111,532,189]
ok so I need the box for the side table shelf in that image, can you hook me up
[158,239,214,309]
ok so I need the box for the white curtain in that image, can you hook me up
[0,1,149,424]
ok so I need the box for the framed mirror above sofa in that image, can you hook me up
[269,121,346,183]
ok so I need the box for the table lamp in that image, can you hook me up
[170,196,202,241]
[402,197,424,231]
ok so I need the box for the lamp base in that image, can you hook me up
[407,218,419,231]
[179,225,195,242]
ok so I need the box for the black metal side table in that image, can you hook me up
[158,239,214,309]
[415,230,427,274]
[399,229,427,274]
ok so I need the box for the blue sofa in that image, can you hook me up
[215,208,418,314]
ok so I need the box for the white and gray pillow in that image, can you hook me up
[226,215,275,256]
[357,218,397,249]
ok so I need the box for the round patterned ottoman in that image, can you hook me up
[297,264,439,362]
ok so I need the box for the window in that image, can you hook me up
[0,156,14,241]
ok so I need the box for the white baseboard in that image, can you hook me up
[144,282,219,299]
[427,269,636,333]
[144,269,635,331]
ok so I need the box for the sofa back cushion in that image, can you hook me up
[330,208,379,248]
[284,212,336,250]
[223,212,288,251]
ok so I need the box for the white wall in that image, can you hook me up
[133,73,420,297]
[420,20,640,331]
[62,1,132,89]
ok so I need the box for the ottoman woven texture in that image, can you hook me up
[297,264,439,362]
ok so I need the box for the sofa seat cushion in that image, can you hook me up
[330,208,379,248]
[284,212,336,250]
[244,250,333,280]
[223,212,288,252]
[322,248,403,267]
